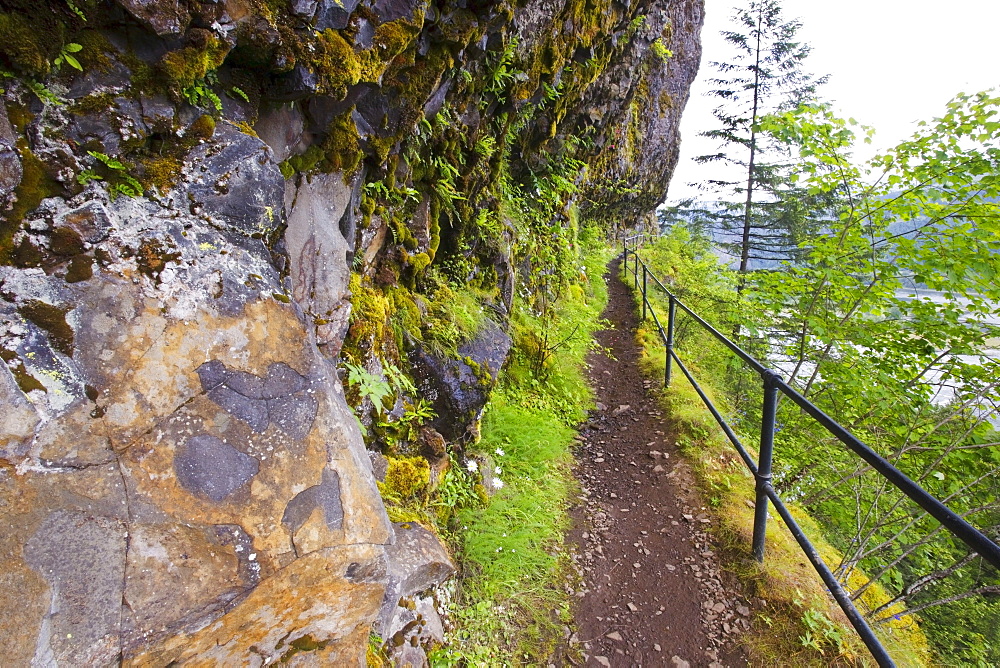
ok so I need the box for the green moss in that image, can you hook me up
[272,292,290,303]
[73,29,114,73]
[18,300,73,357]
[344,273,393,362]
[5,102,31,133]
[428,198,441,260]
[409,251,431,274]
[0,12,55,77]
[231,120,259,138]
[158,34,230,92]
[189,114,216,140]
[64,254,93,283]
[387,286,423,350]
[138,155,184,194]
[280,144,324,177]
[380,456,431,500]
[360,192,376,218]
[68,92,116,116]
[319,110,362,175]
[357,19,421,83]
[2,140,61,263]
[9,238,43,267]
[49,226,84,256]
[391,44,453,131]
[311,29,361,99]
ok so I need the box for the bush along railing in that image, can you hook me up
[621,234,1000,668]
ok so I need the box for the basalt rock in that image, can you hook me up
[0,0,702,662]
[0,124,392,665]
[370,521,454,664]
[410,317,512,441]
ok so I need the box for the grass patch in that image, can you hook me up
[429,238,611,665]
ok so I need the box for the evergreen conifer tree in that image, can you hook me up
[695,0,826,273]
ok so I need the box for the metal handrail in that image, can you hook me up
[621,239,1000,668]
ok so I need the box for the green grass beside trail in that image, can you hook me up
[429,237,611,666]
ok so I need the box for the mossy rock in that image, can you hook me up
[2,140,62,263]
[189,114,216,140]
[381,456,431,500]
[18,300,73,357]
[0,11,60,77]
[158,33,230,92]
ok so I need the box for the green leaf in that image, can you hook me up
[63,53,82,71]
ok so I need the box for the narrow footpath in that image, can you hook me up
[567,259,750,668]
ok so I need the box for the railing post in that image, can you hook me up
[633,252,639,290]
[641,264,647,321]
[665,295,675,387]
[752,370,780,562]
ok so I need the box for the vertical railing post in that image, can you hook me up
[641,264,647,321]
[665,295,676,386]
[633,251,639,290]
[752,370,780,562]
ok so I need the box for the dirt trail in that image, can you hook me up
[567,259,749,668]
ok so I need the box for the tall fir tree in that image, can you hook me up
[695,0,826,273]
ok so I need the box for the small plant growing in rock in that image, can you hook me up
[343,362,393,414]
[84,151,143,199]
[182,71,223,113]
[651,39,673,62]
[64,0,86,20]
[378,398,436,444]
[53,43,83,72]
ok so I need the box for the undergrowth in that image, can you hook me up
[429,234,611,666]
[626,228,932,667]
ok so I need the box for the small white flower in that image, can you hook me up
[466,460,479,473]
[492,477,504,489]
[495,466,502,476]
[495,447,506,457]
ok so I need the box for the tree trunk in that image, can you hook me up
[738,6,764,277]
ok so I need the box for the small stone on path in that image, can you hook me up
[671,656,691,668]
[595,657,611,667]
[606,631,623,641]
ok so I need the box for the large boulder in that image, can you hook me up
[0,126,393,665]
[410,317,512,441]
[375,521,456,665]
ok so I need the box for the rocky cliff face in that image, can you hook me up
[0,0,701,664]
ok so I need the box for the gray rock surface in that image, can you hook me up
[377,521,456,638]
[114,0,190,35]
[412,317,512,440]
[0,361,38,460]
[284,171,356,355]
[0,103,21,201]
[0,121,392,665]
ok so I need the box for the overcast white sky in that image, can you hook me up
[667,0,1000,203]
